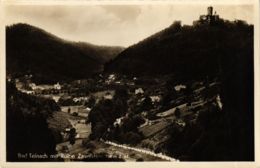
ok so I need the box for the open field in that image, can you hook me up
[139,120,172,138]
[47,111,72,132]
[61,105,90,118]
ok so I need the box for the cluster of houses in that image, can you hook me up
[15,78,62,95]
[29,82,62,90]
[103,74,136,86]
[73,97,89,103]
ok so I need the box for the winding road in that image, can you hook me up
[103,140,179,161]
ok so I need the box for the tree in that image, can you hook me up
[174,108,181,118]
[69,128,76,145]
[121,115,145,133]
[184,84,193,106]
[170,21,182,31]
[86,95,96,108]
[88,99,119,140]
[136,158,144,162]
[123,131,142,145]
[161,93,172,108]
[114,88,129,101]
[141,96,153,111]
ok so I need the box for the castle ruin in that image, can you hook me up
[193,6,220,25]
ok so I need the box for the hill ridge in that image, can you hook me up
[6,23,124,84]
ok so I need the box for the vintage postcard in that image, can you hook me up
[0,0,259,168]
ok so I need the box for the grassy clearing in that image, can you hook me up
[139,120,171,138]
[48,111,72,132]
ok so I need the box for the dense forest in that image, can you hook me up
[162,66,254,161]
[6,81,60,161]
[105,20,253,81]
[6,23,124,84]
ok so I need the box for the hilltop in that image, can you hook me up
[105,19,253,81]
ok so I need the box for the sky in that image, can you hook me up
[4,4,254,47]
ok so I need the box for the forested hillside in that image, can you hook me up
[6,81,60,161]
[6,23,124,84]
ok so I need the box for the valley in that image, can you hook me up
[6,6,254,161]
[11,72,222,161]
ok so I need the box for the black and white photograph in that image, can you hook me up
[2,0,258,164]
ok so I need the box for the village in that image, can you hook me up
[10,71,223,161]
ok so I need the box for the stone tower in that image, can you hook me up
[207,6,213,16]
